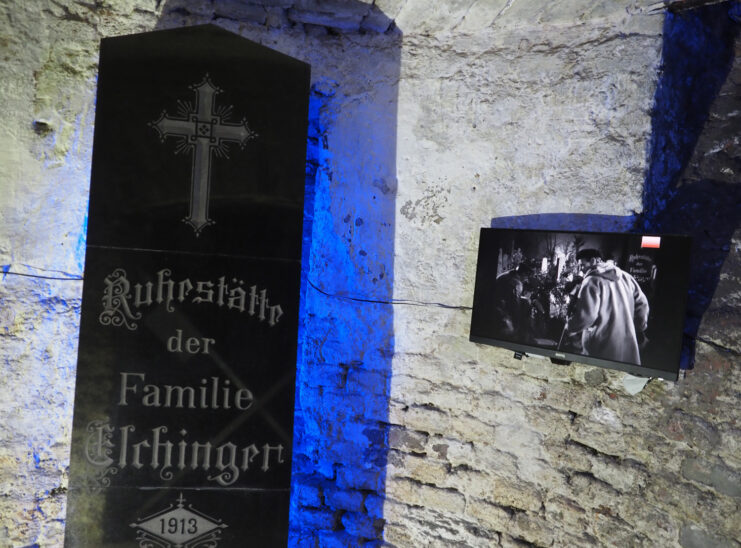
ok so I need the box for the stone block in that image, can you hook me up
[640,473,739,536]
[164,0,214,17]
[448,440,512,475]
[570,419,630,461]
[591,458,647,494]
[387,451,449,485]
[364,493,384,518]
[385,477,466,515]
[492,424,544,459]
[382,498,498,546]
[324,486,365,512]
[696,230,741,355]
[213,0,267,23]
[523,402,575,440]
[317,530,364,548]
[509,513,555,547]
[582,367,607,386]
[455,0,509,34]
[515,457,568,493]
[341,511,383,539]
[265,6,290,28]
[566,472,622,511]
[383,522,415,546]
[556,440,649,495]
[318,390,367,421]
[242,0,293,6]
[294,0,372,18]
[322,440,366,465]
[292,444,336,479]
[296,480,323,507]
[500,533,540,548]
[719,428,741,469]
[591,510,651,546]
[680,524,737,548]
[544,496,588,531]
[681,457,741,498]
[288,9,363,32]
[660,408,722,448]
[615,501,679,547]
[388,400,495,442]
[289,529,318,548]
[362,541,394,548]
[465,498,511,531]
[336,466,384,492]
[388,425,428,452]
[486,476,542,513]
[346,369,389,394]
[373,0,404,20]
[294,507,339,530]
[361,9,393,34]
[301,364,347,389]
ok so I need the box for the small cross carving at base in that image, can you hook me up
[150,74,258,236]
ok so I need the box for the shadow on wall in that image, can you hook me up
[640,2,741,369]
[153,3,400,545]
[491,214,638,233]
[491,3,741,372]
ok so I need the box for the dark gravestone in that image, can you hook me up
[65,25,310,547]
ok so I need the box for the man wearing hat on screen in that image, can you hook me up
[566,249,649,365]
[492,261,535,339]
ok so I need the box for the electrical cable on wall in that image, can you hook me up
[307,278,472,311]
[1,265,83,281]
[0,266,473,310]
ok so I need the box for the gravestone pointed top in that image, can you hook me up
[88,24,310,257]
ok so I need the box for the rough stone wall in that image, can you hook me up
[1,2,97,545]
[0,1,739,547]
[385,3,741,547]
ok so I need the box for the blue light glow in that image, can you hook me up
[288,79,395,544]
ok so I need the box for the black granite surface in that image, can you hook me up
[65,25,309,547]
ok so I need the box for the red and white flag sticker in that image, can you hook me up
[641,235,661,248]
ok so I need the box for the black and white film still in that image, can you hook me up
[470,228,691,380]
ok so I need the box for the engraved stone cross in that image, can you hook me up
[150,74,257,235]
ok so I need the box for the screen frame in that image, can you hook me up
[469,227,692,382]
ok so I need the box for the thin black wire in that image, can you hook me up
[2,270,83,281]
[307,278,471,311]
[0,268,472,310]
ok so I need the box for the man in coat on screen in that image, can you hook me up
[566,249,649,365]
[492,262,535,339]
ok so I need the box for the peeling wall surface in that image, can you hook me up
[0,1,739,547]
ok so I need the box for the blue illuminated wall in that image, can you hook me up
[289,68,400,545]
[641,2,741,368]
[155,5,401,545]
[642,2,738,225]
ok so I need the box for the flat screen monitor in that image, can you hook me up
[470,228,692,381]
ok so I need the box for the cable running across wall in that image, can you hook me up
[1,266,83,281]
[307,279,472,311]
[0,267,472,311]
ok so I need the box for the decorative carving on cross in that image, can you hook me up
[149,74,258,236]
